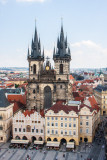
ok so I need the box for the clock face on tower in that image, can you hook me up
[46,66,49,71]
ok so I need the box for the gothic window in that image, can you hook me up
[44,86,52,109]
[37,85,39,93]
[60,64,63,74]
[33,89,35,94]
[33,64,36,74]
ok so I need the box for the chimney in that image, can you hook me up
[78,104,80,110]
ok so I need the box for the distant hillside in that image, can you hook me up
[0,67,28,71]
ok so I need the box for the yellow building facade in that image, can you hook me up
[45,102,100,147]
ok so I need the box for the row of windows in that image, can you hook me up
[16,120,24,123]
[80,122,89,126]
[80,128,89,134]
[80,116,89,119]
[15,128,43,133]
[47,130,76,135]
[47,117,76,121]
[47,122,76,127]
[16,120,41,124]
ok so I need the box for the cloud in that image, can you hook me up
[16,0,47,2]
[0,0,7,4]
[70,40,107,68]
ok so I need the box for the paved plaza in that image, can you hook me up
[0,141,104,160]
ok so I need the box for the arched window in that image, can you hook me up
[53,138,58,141]
[33,64,36,74]
[26,125,31,132]
[33,89,35,94]
[47,137,51,141]
[37,85,39,93]
[60,64,63,74]
[22,136,27,140]
[15,136,20,140]
[38,137,42,141]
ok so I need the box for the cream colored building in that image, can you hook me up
[45,101,100,147]
[79,105,100,143]
[0,90,13,143]
[94,85,107,115]
[13,110,45,142]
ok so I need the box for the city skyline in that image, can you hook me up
[0,0,107,68]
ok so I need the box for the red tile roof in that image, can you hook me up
[8,94,26,105]
[6,83,14,88]
[69,75,74,80]
[23,110,35,117]
[72,92,80,98]
[88,96,100,112]
[13,102,24,114]
[75,97,84,103]
[22,109,45,117]
[47,101,94,114]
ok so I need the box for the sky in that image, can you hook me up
[0,0,107,68]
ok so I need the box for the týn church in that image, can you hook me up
[27,24,71,111]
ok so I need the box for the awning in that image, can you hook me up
[11,139,29,144]
[46,142,60,147]
[34,141,44,145]
[66,142,74,148]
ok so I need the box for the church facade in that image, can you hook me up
[27,24,71,111]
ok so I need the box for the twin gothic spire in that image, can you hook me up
[53,24,71,60]
[28,23,71,61]
[27,25,44,60]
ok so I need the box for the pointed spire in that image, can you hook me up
[60,17,64,39]
[38,37,41,50]
[28,46,30,58]
[65,35,67,48]
[53,46,56,57]
[68,47,71,55]
[31,38,34,50]
[42,47,44,58]
[57,37,60,49]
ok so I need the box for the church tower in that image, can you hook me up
[53,24,71,81]
[27,26,44,80]
[26,23,71,111]
[53,24,71,102]
[27,26,44,111]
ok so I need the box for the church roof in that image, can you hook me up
[0,89,10,108]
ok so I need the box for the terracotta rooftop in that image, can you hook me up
[13,102,24,114]
[47,101,95,114]
[69,75,74,80]
[8,94,26,105]
[88,95,100,112]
